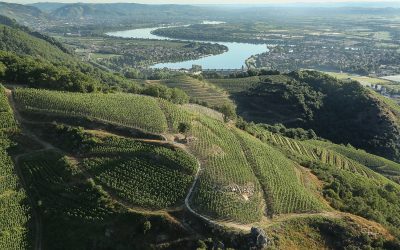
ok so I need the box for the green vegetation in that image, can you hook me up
[157,76,233,108]
[240,121,400,238]
[229,71,400,163]
[18,149,191,249]
[160,99,325,222]
[0,86,16,130]
[0,84,31,249]
[14,88,168,133]
[234,129,325,216]
[306,140,400,184]
[80,136,197,208]
[265,216,400,249]
[306,160,400,238]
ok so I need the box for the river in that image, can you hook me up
[106,26,268,70]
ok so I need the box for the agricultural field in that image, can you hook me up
[208,75,289,94]
[306,140,400,184]
[13,88,168,133]
[13,88,330,223]
[9,86,400,242]
[252,128,388,181]
[0,85,31,249]
[0,86,17,130]
[234,129,326,215]
[183,103,223,122]
[19,151,115,221]
[17,149,191,249]
[156,76,233,108]
[80,135,198,208]
[160,99,326,222]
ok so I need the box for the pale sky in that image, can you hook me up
[5,0,400,5]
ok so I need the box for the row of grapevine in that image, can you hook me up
[19,151,114,221]
[13,88,168,133]
[0,85,31,249]
[0,86,17,130]
[87,135,198,175]
[82,157,194,208]
[183,104,224,122]
[208,76,261,93]
[81,134,198,208]
[160,76,232,107]
[173,111,265,223]
[234,129,326,215]
[261,131,382,180]
[307,139,400,183]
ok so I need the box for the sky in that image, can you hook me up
[6,0,400,5]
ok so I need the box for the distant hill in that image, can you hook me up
[0,17,141,92]
[0,15,73,62]
[0,2,48,27]
[48,3,216,23]
[28,2,67,13]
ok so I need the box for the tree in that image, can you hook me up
[178,122,192,139]
[0,62,6,78]
[143,221,151,234]
[170,88,189,104]
[219,103,236,122]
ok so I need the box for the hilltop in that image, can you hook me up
[209,71,400,163]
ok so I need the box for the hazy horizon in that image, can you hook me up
[5,0,400,6]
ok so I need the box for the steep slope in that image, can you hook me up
[7,86,400,247]
[0,22,74,63]
[13,88,328,224]
[0,18,142,92]
[226,71,400,162]
[0,85,31,249]
[156,76,233,108]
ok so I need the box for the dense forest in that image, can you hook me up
[226,71,400,162]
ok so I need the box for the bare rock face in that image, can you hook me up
[250,227,268,249]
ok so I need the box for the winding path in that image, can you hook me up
[5,88,44,250]
[4,87,362,240]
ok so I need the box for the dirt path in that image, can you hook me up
[6,89,44,250]
[5,87,364,238]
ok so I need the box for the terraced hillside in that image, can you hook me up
[14,88,168,133]
[155,76,233,108]
[0,85,31,249]
[208,74,289,94]
[13,88,328,224]
[6,87,400,248]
